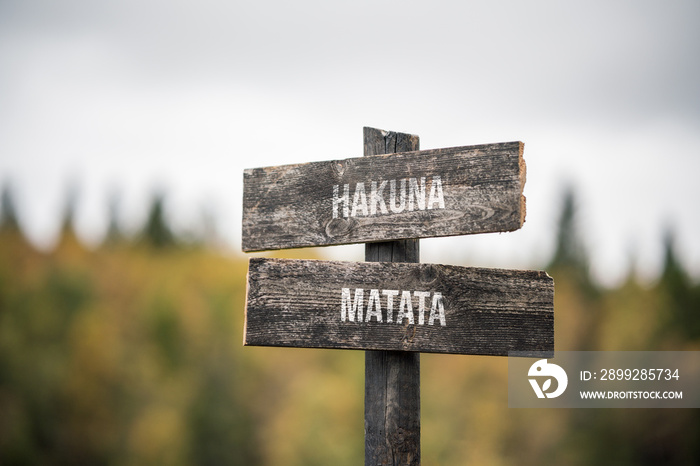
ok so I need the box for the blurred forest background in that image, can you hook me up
[1,183,698,466]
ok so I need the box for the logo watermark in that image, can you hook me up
[509,351,700,408]
[528,359,568,398]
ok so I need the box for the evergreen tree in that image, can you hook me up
[104,190,124,245]
[141,193,175,249]
[59,183,79,237]
[547,186,595,294]
[53,183,84,254]
[549,187,586,269]
[659,229,689,290]
[50,183,89,262]
[658,229,699,340]
[0,183,20,233]
[0,182,31,252]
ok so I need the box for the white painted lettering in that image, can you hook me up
[340,288,446,326]
[351,182,369,217]
[427,176,445,210]
[414,291,431,325]
[370,181,389,215]
[340,288,364,322]
[389,179,406,213]
[382,289,399,323]
[408,177,426,211]
[333,184,350,219]
[365,289,382,322]
[397,290,415,324]
[333,176,446,218]
[429,292,446,326]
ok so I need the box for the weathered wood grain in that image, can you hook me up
[363,127,421,466]
[242,140,526,252]
[244,258,554,356]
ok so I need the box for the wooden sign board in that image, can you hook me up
[244,258,553,356]
[242,141,525,252]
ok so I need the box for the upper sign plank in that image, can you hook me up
[244,258,553,356]
[242,141,525,252]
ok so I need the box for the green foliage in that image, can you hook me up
[59,183,79,238]
[547,186,597,298]
[188,345,262,466]
[148,295,185,371]
[1,183,20,232]
[0,232,264,464]
[104,190,124,246]
[141,193,176,249]
[658,230,700,340]
[0,183,698,465]
[549,187,586,271]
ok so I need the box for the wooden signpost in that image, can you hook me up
[241,127,554,465]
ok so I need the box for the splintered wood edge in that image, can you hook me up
[243,264,251,346]
[519,141,527,227]
[241,140,529,252]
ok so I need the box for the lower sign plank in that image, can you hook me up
[244,258,554,356]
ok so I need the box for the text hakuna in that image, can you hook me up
[333,176,445,219]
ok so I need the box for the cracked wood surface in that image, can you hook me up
[243,257,554,356]
[242,139,526,251]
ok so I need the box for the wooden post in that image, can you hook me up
[364,127,421,465]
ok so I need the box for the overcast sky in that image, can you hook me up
[1,0,699,285]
